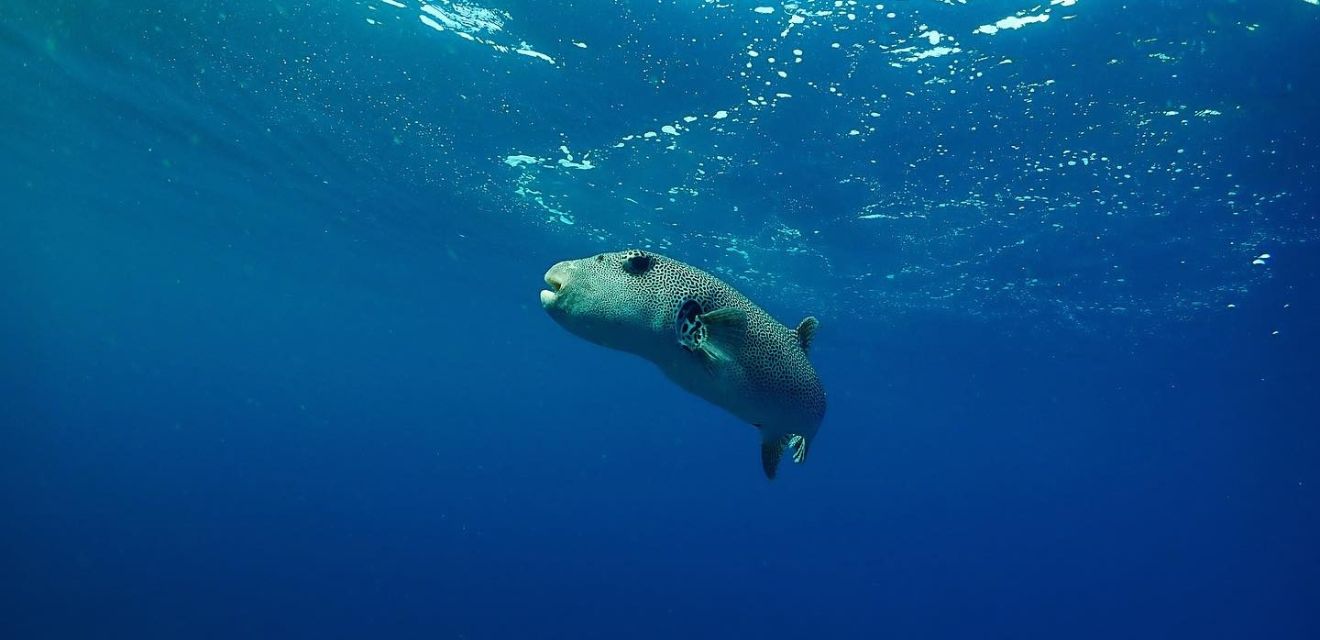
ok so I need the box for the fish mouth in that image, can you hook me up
[540,270,565,308]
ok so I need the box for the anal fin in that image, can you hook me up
[760,439,784,480]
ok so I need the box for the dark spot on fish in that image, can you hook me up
[623,253,654,275]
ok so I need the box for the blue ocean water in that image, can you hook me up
[2,0,1318,637]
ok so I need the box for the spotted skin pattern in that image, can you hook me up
[676,298,705,353]
[541,249,826,478]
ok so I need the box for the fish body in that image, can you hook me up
[540,250,825,478]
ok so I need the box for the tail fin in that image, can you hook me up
[760,433,809,480]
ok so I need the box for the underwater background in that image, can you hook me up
[2,0,1318,637]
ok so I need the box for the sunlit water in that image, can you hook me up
[3,1,1318,638]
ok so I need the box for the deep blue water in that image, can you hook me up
[3,1,1319,638]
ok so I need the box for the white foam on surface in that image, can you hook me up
[421,3,497,32]
[414,2,556,65]
[419,14,445,31]
[903,46,961,62]
[555,146,594,170]
[975,13,1049,35]
[504,154,542,167]
[516,48,555,64]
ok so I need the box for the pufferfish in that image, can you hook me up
[539,249,825,479]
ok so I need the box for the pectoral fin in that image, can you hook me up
[696,307,747,363]
[676,303,747,375]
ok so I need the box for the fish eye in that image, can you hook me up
[622,253,654,275]
[595,254,604,262]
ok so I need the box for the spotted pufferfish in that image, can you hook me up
[539,249,826,479]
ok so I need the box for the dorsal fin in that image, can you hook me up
[795,316,819,353]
